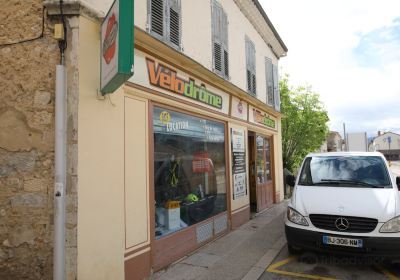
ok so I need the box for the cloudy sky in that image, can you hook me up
[260,0,400,137]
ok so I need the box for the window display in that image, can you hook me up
[153,107,227,238]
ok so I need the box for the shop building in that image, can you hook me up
[1,0,287,279]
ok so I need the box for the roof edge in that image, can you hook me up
[251,0,288,52]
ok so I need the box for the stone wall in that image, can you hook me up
[0,1,77,279]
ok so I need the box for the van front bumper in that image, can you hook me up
[285,225,400,257]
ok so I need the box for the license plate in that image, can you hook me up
[323,235,363,248]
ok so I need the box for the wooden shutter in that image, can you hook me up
[245,37,256,95]
[273,64,280,111]
[221,9,229,78]
[167,0,181,48]
[212,1,228,78]
[149,0,165,39]
[265,58,274,106]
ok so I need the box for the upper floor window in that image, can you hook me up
[265,58,274,106]
[148,0,181,49]
[245,36,256,95]
[265,58,280,111]
[211,0,229,79]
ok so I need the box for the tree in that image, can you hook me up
[280,76,329,172]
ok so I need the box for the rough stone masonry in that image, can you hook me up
[0,1,77,279]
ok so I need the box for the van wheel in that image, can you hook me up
[287,244,301,255]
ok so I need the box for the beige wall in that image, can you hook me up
[77,16,126,280]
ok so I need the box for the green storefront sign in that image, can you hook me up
[100,0,134,94]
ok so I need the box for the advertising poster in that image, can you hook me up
[231,128,247,199]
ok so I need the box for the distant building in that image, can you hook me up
[317,131,343,153]
[369,131,400,160]
[327,131,344,152]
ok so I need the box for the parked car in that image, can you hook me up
[285,152,400,258]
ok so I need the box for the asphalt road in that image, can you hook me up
[261,245,400,280]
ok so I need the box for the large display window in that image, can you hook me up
[153,107,227,238]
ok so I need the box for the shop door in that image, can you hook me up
[255,135,274,212]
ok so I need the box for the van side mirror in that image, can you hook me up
[286,174,296,187]
[396,177,400,191]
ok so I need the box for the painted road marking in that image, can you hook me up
[266,256,338,280]
[378,266,400,280]
[266,256,400,280]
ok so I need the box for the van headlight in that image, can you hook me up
[380,216,400,233]
[287,207,309,226]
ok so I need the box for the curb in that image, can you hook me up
[241,236,286,280]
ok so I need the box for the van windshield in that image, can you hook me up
[298,156,391,188]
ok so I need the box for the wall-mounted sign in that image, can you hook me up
[231,97,248,121]
[100,0,134,94]
[128,50,230,114]
[248,105,276,130]
[231,128,247,200]
[146,58,223,109]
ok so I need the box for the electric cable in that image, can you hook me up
[58,0,67,55]
[0,6,45,47]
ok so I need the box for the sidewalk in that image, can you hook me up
[151,202,287,280]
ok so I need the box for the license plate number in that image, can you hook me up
[323,235,363,248]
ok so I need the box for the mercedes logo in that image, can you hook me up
[335,217,350,231]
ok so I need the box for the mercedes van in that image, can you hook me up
[285,152,400,257]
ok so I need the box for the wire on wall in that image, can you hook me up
[0,7,45,47]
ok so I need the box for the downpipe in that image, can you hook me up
[54,62,67,280]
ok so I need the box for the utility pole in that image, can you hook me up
[343,123,346,151]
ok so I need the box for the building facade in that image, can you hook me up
[1,0,287,279]
[369,132,400,160]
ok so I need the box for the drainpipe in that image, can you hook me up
[54,1,67,278]
[54,62,67,280]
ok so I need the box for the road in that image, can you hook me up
[260,162,400,280]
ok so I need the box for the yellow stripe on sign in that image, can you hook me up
[377,266,400,280]
[266,256,338,280]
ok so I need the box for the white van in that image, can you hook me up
[285,152,400,257]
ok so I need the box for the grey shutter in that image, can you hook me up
[167,0,181,48]
[212,2,223,75]
[265,58,274,106]
[149,0,165,40]
[221,9,229,78]
[245,37,256,95]
[272,64,280,111]
[212,1,228,78]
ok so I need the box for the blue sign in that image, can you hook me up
[388,136,392,144]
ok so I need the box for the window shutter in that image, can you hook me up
[149,0,165,39]
[265,58,274,106]
[272,64,280,111]
[221,9,229,78]
[212,2,222,74]
[212,1,228,78]
[167,0,181,48]
[245,37,256,95]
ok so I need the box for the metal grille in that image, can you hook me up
[310,214,378,233]
[196,222,213,244]
[214,43,222,71]
[150,0,164,37]
[223,50,229,77]
[214,214,227,235]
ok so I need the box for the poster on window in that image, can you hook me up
[231,128,247,199]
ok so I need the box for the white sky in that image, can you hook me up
[260,0,400,138]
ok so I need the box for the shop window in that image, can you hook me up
[153,107,227,238]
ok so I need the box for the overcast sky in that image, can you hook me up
[260,0,400,137]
